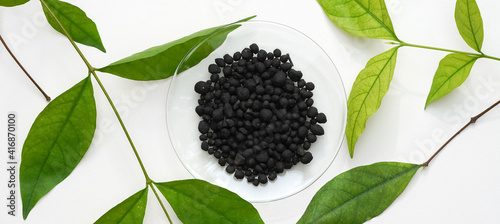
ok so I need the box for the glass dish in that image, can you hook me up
[166,20,346,203]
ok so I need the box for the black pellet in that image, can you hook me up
[310,124,324,135]
[258,174,268,184]
[288,69,303,82]
[255,151,269,163]
[215,58,225,67]
[316,113,327,123]
[233,51,241,61]
[242,48,252,59]
[226,165,235,174]
[305,82,315,90]
[272,71,287,87]
[234,170,245,179]
[223,54,233,64]
[249,43,259,53]
[257,50,267,62]
[301,152,313,164]
[307,107,318,118]
[273,49,281,57]
[198,121,210,134]
[209,64,221,74]
[280,63,292,71]
[194,81,210,94]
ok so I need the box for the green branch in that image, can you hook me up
[39,0,172,222]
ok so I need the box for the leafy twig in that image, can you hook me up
[39,0,172,222]
[423,99,500,167]
[0,34,51,101]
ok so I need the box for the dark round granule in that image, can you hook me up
[272,71,287,87]
[209,64,221,74]
[268,172,277,181]
[316,113,327,123]
[273,49,281,57]
[194,43,327,186]
[310,124,324,135]
[252,179,259,186]
[288,69,303,82]
[223,54,233,64]
[234,170,245,179]
[233,51,241,61]
[250,43,259,53]
[258,174,268,184]
[280,54,290,62]
[242,48,252,59]
[259,108,273,122]
[257,50,267,62]
[215,58,225,67]
[201,141,209,151]
[194,81,210,94]
[307,107,318,118]
[226,165,235,174]
[198,121,210,134]
[301,152,313,164]
[305,82,315,90]
[255,151,269,163]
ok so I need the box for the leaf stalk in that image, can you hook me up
[0,34,51,101]
[149,183,173,223]
[396,41,500,61]
[422,99,500,167]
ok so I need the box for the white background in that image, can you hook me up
[1,0,500,223]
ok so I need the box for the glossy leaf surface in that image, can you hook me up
[455,0,484,52]
[42,0,106,52]
[346,47,399,157]
[425,53,478,107]
[20,76,96,219]
[95,188,148,224]
[298,162,421,224]
[97,16,255,81]
[317,0,398,41]
[154,179,263,224]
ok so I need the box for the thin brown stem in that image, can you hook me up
[423,99,500,167]
[1,34,51,101]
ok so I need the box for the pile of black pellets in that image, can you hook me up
[194,43,327,186]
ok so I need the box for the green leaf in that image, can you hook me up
[346,47,399,158]
[20,76,96,219]
[95,188,148,224]
[154,179,264,224]
[455,0,484,52]
[0,0,29,7]
[425,53,478,107]
[97,15,256,81]
[41,0,106,52]
[298,162,421,224]
[317,0,399,41]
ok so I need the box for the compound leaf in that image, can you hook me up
[298,162,421,224]
[455,0,484,52]
[346,47,399,158]
[95,188,148,224]
[41,0,106,52]
[317,0,399,41]
[0,0,29,7]
[425,53,479,107]
[154,179,263,224]
[97,16,255,81]
[20,76,96,219]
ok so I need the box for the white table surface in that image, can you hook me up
[1,0,500,223]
